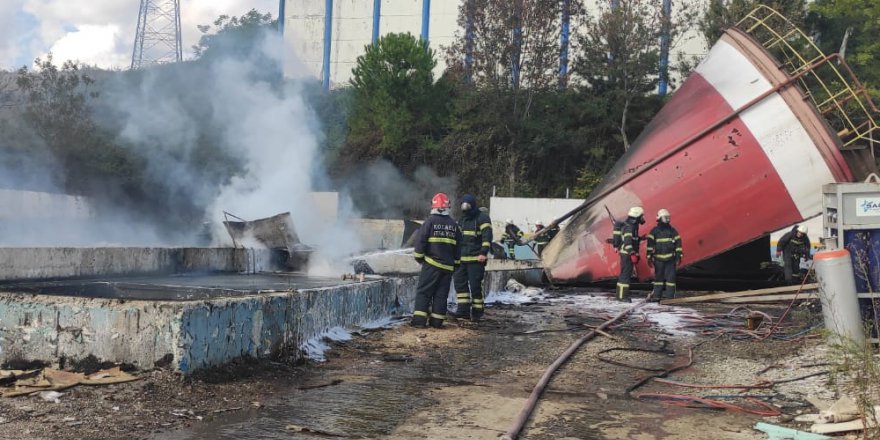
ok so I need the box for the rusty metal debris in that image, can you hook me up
[223,211,313,270]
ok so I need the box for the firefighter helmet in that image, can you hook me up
[506,218,514,225]
[536,220,544,227]
[657,209,671,222]
[797,225,808,234]
[431,193,450,209]
[628,206,644,218]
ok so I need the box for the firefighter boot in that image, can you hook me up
[471,298,485,321]
[429,316,445,329]
[410,310,428,328]
[616,283,631,303]
[453,295,471,319]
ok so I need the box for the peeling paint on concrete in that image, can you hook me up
[0,276,417,373]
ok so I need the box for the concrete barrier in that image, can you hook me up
[0,247,272,281]
[0,276,418,373]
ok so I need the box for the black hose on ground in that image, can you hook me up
[500,296,652,440]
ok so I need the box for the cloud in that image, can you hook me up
[2,0,278,69]
[47,24,129,68]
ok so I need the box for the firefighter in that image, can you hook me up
[411,193,463,328]
[617,206,645,302]
[532,220,559,256]
[453,194,492,321]
[646,209,683,301]
[776,224,811,284]
[501,219,524,259]
[533,221,549,256]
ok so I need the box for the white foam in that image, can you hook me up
[300,318,405,362]
[301,326,353,362]
[486,286,699,336]
[485,289,547,305]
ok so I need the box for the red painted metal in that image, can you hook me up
[541,29,874,284]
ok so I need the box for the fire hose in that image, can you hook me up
[500,296,652,440]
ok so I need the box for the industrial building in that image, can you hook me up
[280,0,706,89]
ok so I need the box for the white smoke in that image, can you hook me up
[98,29,362,262]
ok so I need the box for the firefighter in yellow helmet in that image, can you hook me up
[646,209,683,301]
[617,206,645,302]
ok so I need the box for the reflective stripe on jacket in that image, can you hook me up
[413,214,463,271]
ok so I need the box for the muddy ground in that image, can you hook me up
[1,288,841,440]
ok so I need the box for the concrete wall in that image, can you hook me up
[0,247,272,282]
[350,219,409,252]
[489,196,585,235]
[0,189,92,220]
[0,276,417,373]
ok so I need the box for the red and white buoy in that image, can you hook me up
[542,10,878,284]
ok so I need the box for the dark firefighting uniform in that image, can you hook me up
[617,217,641,301]
[534,225,559,256]
[646,222,683,300]
[453,206,492,320]
[777,228,811,284]
[412,213,463,328]
[502,224,524,258]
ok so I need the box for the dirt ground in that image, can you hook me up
[0,288,841,440]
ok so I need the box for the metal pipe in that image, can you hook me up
[511,0,523,89]
[658,0,671,96]
[558,0,571,89]
[277,0,286,35]
[534,53,844,238]
[500,297,653,440]
[322,0,333,90]
[421,0,431,42]
[174,0,182,62]
[372,0,381,44]
[464,0,476,83]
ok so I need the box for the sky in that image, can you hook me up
[0,0,279,70]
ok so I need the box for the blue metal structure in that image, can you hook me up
[658,0,672,96]
[277,0,285,35]
[421,0,431,42]
[372,0,381,44]
[559,0,571,89]
[322,0,333,90]
[511,0,522,88]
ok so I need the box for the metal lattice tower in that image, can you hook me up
[130,0,183,69]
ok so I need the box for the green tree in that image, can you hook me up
[700,0,806,46]
[346,33,449,170]
[577,0,684,150]
[808,0,880,99]
[13,56,144,197]
[193,9,276,60]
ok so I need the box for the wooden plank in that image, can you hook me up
[810,419,867,434]
[661,283,819,305]
[720,293,819,303]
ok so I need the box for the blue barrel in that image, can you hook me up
[844,230,871,293]
[868,229,880,291]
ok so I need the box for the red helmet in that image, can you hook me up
[431,193,450,209]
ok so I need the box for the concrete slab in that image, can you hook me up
[0,274,418,373]
[0,247,272,281]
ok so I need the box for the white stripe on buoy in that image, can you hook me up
[696,39,835,219]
